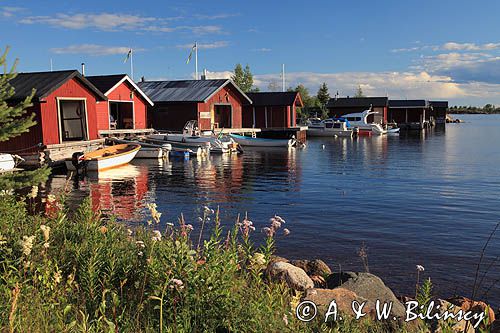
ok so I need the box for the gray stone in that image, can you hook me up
[268,261,314,291]
[326,271,405,318]
[290,259,332,277]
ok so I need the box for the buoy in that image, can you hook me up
[322,144,325,149]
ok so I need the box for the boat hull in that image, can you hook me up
[307,128,353,137]
[229,134,294,147]
[0,154,16,171]
[65,144,140,171]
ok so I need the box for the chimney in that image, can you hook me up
[81,63,85,76]
[201,68,208,80]
[141,76,145,82]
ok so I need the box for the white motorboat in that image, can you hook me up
[65,144,140,171]
[147,120,239,154]
[229,134,295,147]
[342,110,387,135]
[0,153,23,172]
[306,118,353,137]
[109,138,171,159]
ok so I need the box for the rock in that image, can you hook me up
[446,296,495,327]
[326,271,405,318]
[268,262,314,291]
[310,275,327,288]
[303,288,375,321]
[290,259,332,277]
[268,255,289,265]
[430,299,474,333]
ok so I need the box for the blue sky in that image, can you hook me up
[1,0,500,105]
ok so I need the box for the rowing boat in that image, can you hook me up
[65,144,140,171]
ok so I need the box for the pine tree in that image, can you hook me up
[0,46,50,189]
[0,47,36,142]
[316,82,330,108]
[354,85,365,97]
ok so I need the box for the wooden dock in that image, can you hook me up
[98,128,155,138]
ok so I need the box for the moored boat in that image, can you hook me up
[65,144,140,171]
[306,118,353,137]
[0,153,23,172]
[229,134,295,147]
[342,110,387,135]
[108,138,171,159]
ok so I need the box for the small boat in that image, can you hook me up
[229,134,295,147]
[387,127,400,134]
[306,118,353,137]
[142,137,209,156]
[65,144,140,171]
[342,110,387,135]
[0,153,23,172]
[109,138,171,159]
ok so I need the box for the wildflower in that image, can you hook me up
[416,265,425,272]
[185,224,194,231]
[283,313,289,326]
[40,225,50,242]
[274,215,286,224]
[169,278,184,290]
[0,233,7,246]
[127,228,133,236]
[19,235,35,256]
[99,226,108,234]
[249,252,267,269]
[138,251,144,257]
[152,230,162,242]
[271,220,282,229]
[206,216,211,221]
[262,227,273,237]
[146,203,162,224]
[166,222,174,227]
[54,270,62,284]
[43,242,50,249]
[46,194,56,204]
[135,240,145,248]
[0,189,14,196]
[203,206,211,214]
[28,186,38,199]
[283,228,290,236]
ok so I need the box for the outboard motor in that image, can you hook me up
[71,152,85,175]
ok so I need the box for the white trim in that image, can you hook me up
[56,97,89,143]
[108,100,135,130]
[104,75,154,106]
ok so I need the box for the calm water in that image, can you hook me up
[49,114,500,306]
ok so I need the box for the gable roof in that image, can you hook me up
[137,79,252,104]
[6,70,106,101]
[389,99,429,108]
[86,74,154,106]
[326,97,388,108]
[246,92,303,107]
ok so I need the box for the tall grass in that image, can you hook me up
[0,191,421,332]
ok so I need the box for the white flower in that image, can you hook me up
[169,278,184,290]
[40,225,50,242]
[166,222,174,227]
[0,189,14,196]
[46,194,56,204]
[283,228,290,236]
[19,235,35,256]
[135,240,145,248]
[416,265,425,272]
[54,270,62,284]
[127,229,133,236]
[152,230,162,242]
[28,186,38,199]
[138,251,143,257]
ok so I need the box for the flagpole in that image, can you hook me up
[195,42,198,80]
[130,48,134,81]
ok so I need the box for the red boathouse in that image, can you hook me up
[86,74,153,133]
[243,92,303,128]
[137,79,252,131]
[0,70,107,161]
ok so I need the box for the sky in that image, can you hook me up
[1,0,500,106]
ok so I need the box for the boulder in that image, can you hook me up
[268,262,314,291]
[430,299,474,333]
[303,288,375,321]
[290,259,332,277]
[446,296,495,327]
[310,275,327,288]
[326,271,405,318]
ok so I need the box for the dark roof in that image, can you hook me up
[429,101,448,108]
[389,100,429,108]
[245,92,303,107]
[326,97,388,108]
[137,79,252,103]
[6,70,106,101]
[86,74,126,94]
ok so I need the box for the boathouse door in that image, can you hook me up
[58,99,88,142]
[109,101,134,129]
[214,104,232,128]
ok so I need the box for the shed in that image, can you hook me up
[388,99,430,125]
[0,70,106,155]
[429,101,448,124]
[243,92,303,128]
[86,74,153,133]
[326,97,388,124]
[138,79,252,131]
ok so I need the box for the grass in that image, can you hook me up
[0,190,428,332]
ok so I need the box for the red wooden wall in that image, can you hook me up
[197,84,245,131]
[0,104,43,153]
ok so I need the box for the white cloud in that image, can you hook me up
[253,48,272,52]
[194,13,239,20]
[1,6,23,17]
[18,12,224,34]
[392,41,500,53]
[50,44,144,56]
[176,41,228,49]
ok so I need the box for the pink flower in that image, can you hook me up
[185,224,194,231]
[283,228,290,236]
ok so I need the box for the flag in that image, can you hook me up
[124,49,132,63]
[186,43,196,64]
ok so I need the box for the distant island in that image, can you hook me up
[449,104,500,114]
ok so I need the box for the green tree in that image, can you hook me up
[316,82,330,108]
[354,85,365,97]
[0,46,50,189]
[231,63,256,92]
